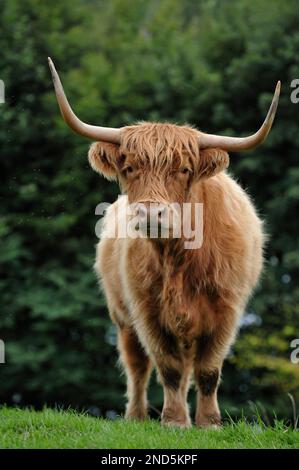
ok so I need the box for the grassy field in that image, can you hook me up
[0,407,298,449]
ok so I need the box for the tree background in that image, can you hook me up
[0,0,298,421]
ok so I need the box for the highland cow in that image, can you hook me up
[48,58,280,428]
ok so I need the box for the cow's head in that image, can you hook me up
[48,58,280,237]
[87,124,231,236]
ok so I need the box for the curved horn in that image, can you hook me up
[48,57,121,143]
[199,81,281,151]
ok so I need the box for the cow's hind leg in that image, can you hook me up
[118,326,152,420]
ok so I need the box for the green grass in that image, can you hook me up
[0,407,298,449]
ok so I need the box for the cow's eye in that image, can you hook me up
[124,166,134,175]
[180,167,191,175]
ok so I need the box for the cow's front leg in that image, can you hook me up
[155,336,192,428]
[195,365,221,428]
[131,306,192,427]
[194,313,238,428]
[158,362,192,428]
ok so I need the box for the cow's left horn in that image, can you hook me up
[199,81,281,152]
[48,57,121,143]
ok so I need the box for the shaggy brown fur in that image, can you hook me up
[89,122,264,428]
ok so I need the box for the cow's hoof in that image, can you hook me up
[162,419,192,429]
[198,423,221,430]
[161,409,191,428]
[125,407,148,421]
[196,413,221,429]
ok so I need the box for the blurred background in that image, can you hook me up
[0,0,298,422]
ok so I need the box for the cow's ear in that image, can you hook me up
[197,148,229,179]
[88,142,120,180]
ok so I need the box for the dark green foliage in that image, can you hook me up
[0,0,298,420]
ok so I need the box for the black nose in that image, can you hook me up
[137,204,148,221]
[136,203,168,226]
[157,206,167,223]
